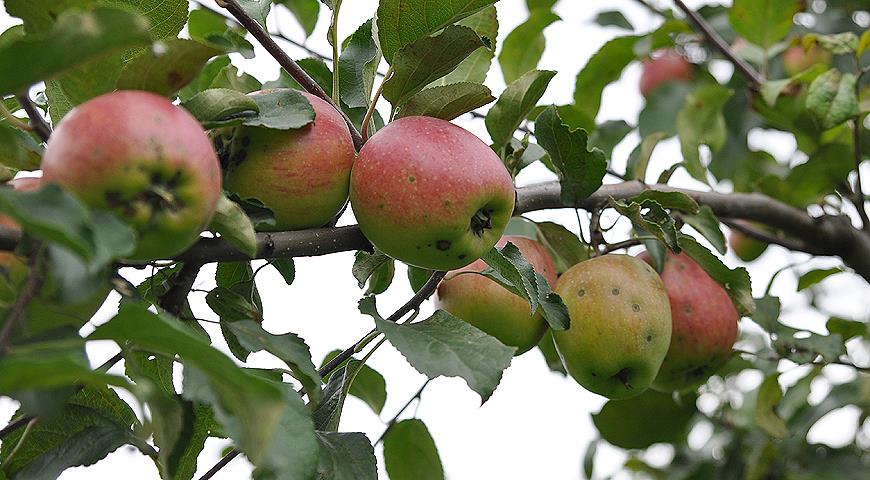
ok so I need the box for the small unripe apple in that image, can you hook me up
[350,116,515,270]
[222,90,356,231]
[553,255,672,399]
[0,178,110,341]
[729,221,769,262]
[42,90,222,261]
[783,44,831,77]
[639,51,693,97]
[639,252,738,392]
[435,236,558,354]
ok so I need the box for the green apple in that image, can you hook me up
[435,235,558,354]
[553,255,672,399]
[41,90,222,261]
[221,90,356,231]
[640,252,739,392]
[349,116,515,270]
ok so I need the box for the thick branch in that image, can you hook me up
[15,93,51,143]
[217,0,364,150]
[671,0,764,89]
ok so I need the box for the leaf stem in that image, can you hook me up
[374,379,432,445]
[361,66,393,140]
[330,3,341,105]
[1,416,38,469]
[0,102,33,133]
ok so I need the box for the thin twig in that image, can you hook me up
[216,0,364,150]
[851,117,869,233]
[601,238,645,254]
[0,102,33,132]
[197,449,241,480]
[374,379,431,445]
[0,245,46,353]
[15,93,51,142]
[671,0,764,89]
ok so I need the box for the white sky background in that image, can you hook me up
[1,0,869,479]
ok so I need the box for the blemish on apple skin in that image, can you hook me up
[458,254,466,260]
[611,287,620,295]
[436,240,451,251]
[408,175,416,183]
[577,288,586,297]
[632,303,641,312]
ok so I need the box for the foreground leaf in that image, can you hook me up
[396,83,494,121]
[316,431,377,480]
[208,194,257,258]
[486,69,556,151]
[383,419,445,480]
[593,390,697,449]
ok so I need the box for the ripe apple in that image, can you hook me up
[553,255,672,399]
[639,252,739,392]
[349,116,515,270]
[435,235,558,354]
[783,44,831,77]
[0,178,109,341]
[221,90,356,231]
[639,51,693,97]
[41,90,222,261]
[729,221,769,262]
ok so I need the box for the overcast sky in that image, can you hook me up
[1,1,868,479]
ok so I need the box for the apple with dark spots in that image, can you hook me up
[783,44,831,77]
[553,255,672,399]
[435,236,558,354]
[639,251,738,392]
[220,90,356,231]
[0,178,110,341]
[349,116,515,270]
[639,51,693,97]
[41,90,222,261]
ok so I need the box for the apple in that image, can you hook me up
[0,178,110,341]
[639,252,738,392]
[221,90,356,231]
[783,44,831,77]
[639,51,693,97]
[349,116,515,270]
[729,221,769,262]
[553,254,672,399]
[41,90,222,261]
[435,235,558,354]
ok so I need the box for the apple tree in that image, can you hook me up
[0,0,868,478]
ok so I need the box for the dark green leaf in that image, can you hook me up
[271,258,296,285]
[610,198,680,251]
[486,69,556,151]
[383,419,444,480]
[395,83,495,121]
[826,317,868,341]
[367,305,514,401]
[338,19,380,109]
[313,359,364,431]
[536,330,566,375]
[382,25,487,108]
[208,194,257,258]
[209,63,262,94]
[315,431,377,480]
[431,7,498,86]
[321,350,387,415]
[583,439,598,479]
[756,373,789,438]
[498,9,559,84]
[589,120,633,159]
[630,190,700,214]
[246,89,316,130]
[626,132,668,181]
[180,88,260,129]
[534,106,607,204]
[0,7,152,96]
[592,390,697,449]
[594,10,633,30]
[534,221,590,274]
[117,39,225,97]
[352,250,392,289]
[682,205,726,254]
[797,267,844,291]
[376,0,497,63]
[187,8,255,58]
[729,0,799,48]
[0,122,43,170]
[407,266,434,293]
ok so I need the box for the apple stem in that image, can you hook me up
[470,209,493,237]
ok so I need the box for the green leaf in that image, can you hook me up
[313,359,365,431]
[682,205,726,255]
[0,7,152,96]
[315,431,377,480]
[367,305,514,402]
[594,10,633,30]
[209,63,262,94]
[208,194,257,258]
[676,84,732,182]
[536,330,566,375]
[382,25,487,109]
[486,69,555,151]
[0,387,141,479]
[534,221,590,274]
[105,0,188,41]
[271,258,296,285]
[626,132,668,181]
[431,7,498,86]
[806,69,859,129]
[797,267,844,291]
[276,0,320,38]
[376,0,497,63]
[592,390,697,449]
[208,262,263,362]
[187,8,255,58]
[498,9,559,84]
[630,190,699,214]
[352,250,395,295]
[383,419,444,480]
[678,233,755,316]
[236,0,272,27]
[116,39,225,97]
[826,317,868,341]
[338,19,380,109]
[610,198,680,251]
[756,373,790,438]
[589,120,633,159]
[638,82,692,138]
[180,88,260,129]
[480,242,570,331]
[534,106,607,204]
[396,83,495,120]
[246,89,316,130]
[0,340,128,394]
[407,265,434,293]
[0,122,43,170]
[321,350,387,415]
[729,0,800,48]
[225,320,323,403]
